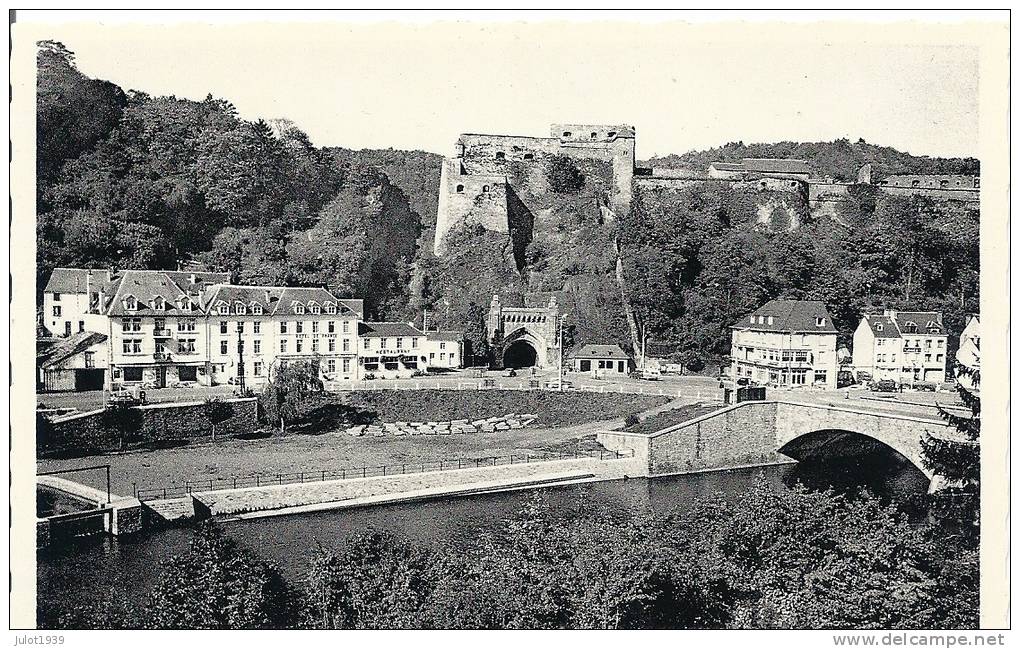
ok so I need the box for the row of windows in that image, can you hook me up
[214,302,343,316]
[278,320,351,334]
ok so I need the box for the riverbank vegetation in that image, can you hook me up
[41,476,978,630]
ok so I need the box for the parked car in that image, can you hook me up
[869,379,899,393]
[913,381,936,392]
[109,387,146,406]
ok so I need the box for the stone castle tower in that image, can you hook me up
[433,123,636,255]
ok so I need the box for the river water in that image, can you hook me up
[37,453,929,623]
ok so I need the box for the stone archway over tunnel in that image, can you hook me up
[504,340,538,368]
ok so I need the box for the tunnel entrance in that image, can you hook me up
[503,340,538,368]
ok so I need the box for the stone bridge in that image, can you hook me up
[597,400,952,483]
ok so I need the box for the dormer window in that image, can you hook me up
[218,303,229,315]
[926,320,940,333]
[815,317,826,327]
[252,304,263,315]
[124,296,137,311]
[310,304,321,315]
[903,321,918,334]
[295,304,305,315]
[876,323,884,332]
[177,297,189,310]
[766,316,774,325]
[153,297,165,310]
[758,315,766,325]
[325,303,337,315]
[236,304,247,315]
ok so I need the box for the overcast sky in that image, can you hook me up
[23,14,983,159]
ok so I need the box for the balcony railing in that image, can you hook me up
[153,352,172,362]
[152,328,173,337]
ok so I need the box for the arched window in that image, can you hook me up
[178,297,189,310]
[456,184,464,193]
[911,180,920,188]
[153,297,164,310]
[495,152,505,160]
[562,131,572,137]
[482,185,490,193]
[940,180,949,189]
[590,132,598,139]
[325,303,336,314]
[124,296,136,311]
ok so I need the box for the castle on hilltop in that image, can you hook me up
[433,122,981,253]
[434,124,636,254]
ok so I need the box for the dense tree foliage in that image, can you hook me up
[36,42,978,363]
[41,478,978,630]
[259,359,323,433]
[646,138,980,182]
[620,185,979,364]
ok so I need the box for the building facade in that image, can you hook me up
[851,310,949,384]
[569,344,632,377]
[203,285,364,388]
[423,331,466,369]
[358,322,429,379]
[730,299,838,390]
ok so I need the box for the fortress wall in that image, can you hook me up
[434,157,508,254]
[879,185,980,203]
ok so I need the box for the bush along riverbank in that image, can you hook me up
[41,476,978,630]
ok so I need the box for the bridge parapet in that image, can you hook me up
[596,400,950,481]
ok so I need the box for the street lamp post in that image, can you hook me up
[236,321,245,395]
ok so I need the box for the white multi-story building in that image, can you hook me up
[203,285,364,387]
[357,322,428,379]
[851,309,949,384]
[423,331,465,369]
[41,268,113,337]
[730,299,838,390]
[956,314,980,391]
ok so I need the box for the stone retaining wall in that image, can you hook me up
[346,413,537,437]
[193,456,639,517]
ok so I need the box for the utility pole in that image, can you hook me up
[558,313,569,391]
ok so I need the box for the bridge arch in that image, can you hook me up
[777,428,929,479]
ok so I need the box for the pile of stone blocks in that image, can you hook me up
[345,413,537,437]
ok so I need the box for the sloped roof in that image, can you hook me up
[37,332,107,369]
[741,158,811,174]
[340,299,365,319]
[359,322,425,338]
[891,311,944,334]
[709,162,746,171]
[43,268,112,294]
[275,287,354,316]
[204,285,284,313]
[732,299,837,334]
[426,330,464,342]
[104,270,208,316]
[863,314,902,339]
[570,344,630,360]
